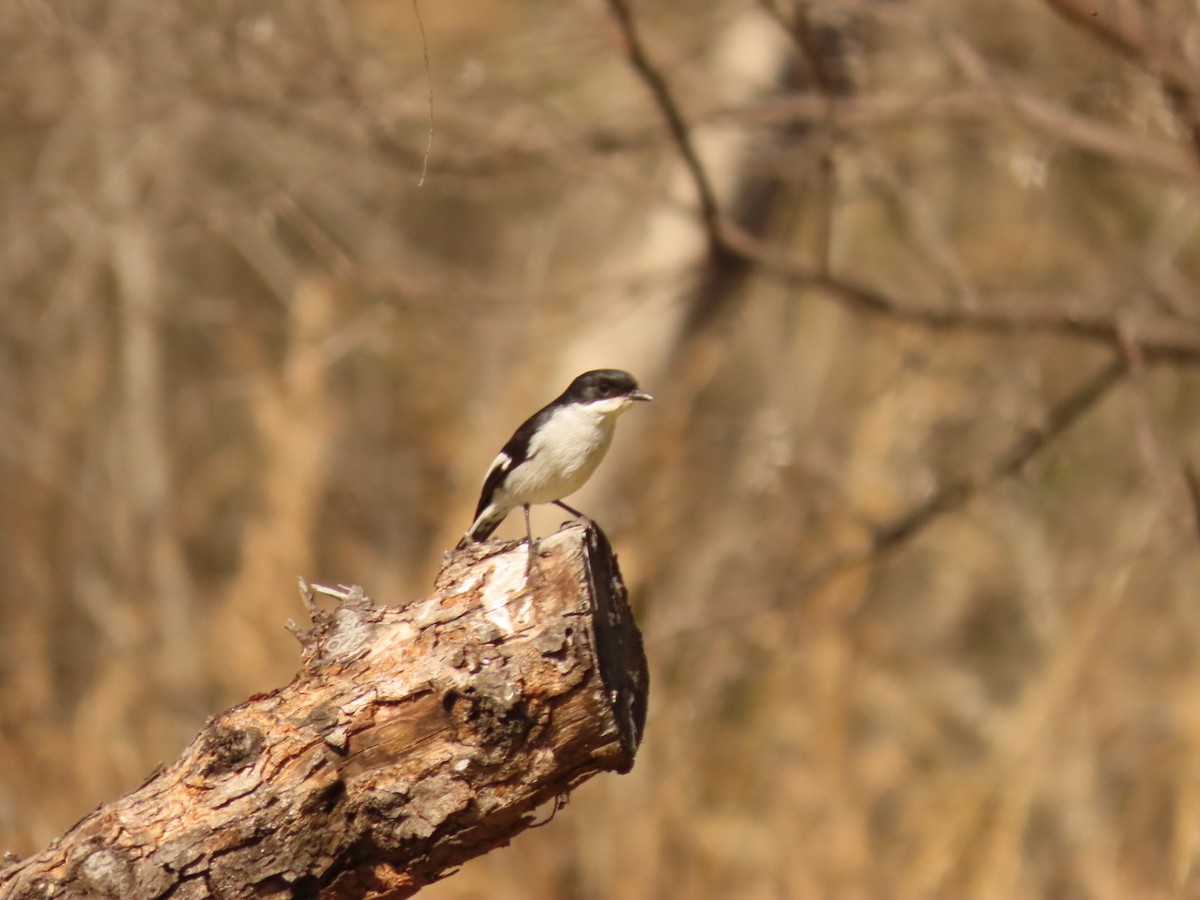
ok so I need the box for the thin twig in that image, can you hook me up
[870,354,1128,553]
[651,355,1129,647]
[604,0,723,252]
[800,354,1127,569]
[1041,0,1200,166]
[1116,320,1182,512]
[597,5,1200,365]
[411,0,434,187]
[782,3,849,278]
[1183,462,1200,544]
[717,227,1200,365]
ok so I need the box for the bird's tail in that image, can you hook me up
[455,504,508,550]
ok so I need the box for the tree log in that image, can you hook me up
[0,523,648,900]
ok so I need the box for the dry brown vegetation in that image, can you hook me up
[3,0,1200,897]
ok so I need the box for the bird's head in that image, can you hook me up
[564,369,653,416]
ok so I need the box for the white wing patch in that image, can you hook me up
[486,451,512,479]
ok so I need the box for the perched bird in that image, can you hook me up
[457,369,653,560]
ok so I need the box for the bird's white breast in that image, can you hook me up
[500,400,627,505]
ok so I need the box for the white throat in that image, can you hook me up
[584,395,636,419]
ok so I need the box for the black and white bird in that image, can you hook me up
[456,369,653,557]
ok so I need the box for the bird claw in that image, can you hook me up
[524,537,543,581]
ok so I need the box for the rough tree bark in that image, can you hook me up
[0,523,648,900]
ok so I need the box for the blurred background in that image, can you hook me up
[3,0,1200,896]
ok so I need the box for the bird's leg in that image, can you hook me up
[553,500,593,528]
[523,504,540,578]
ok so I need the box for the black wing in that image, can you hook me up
[471,402,555,521]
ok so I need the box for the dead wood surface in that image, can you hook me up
[0,523,647,900]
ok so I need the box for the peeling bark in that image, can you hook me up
[0,524,647,900]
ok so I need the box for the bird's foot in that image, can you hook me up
[523,536,542,581]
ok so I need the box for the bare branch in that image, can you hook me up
[663,91,1192,182]
[1042,0,1200,166]
[603,0,724,253]
[653,355,1129,649]
[870,355,1127,553]
[718,228,1200,365]
[598,4,1200,367]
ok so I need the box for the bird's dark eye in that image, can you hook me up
[596,383,613,397]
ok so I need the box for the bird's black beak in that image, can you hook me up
[630,390,654,402]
